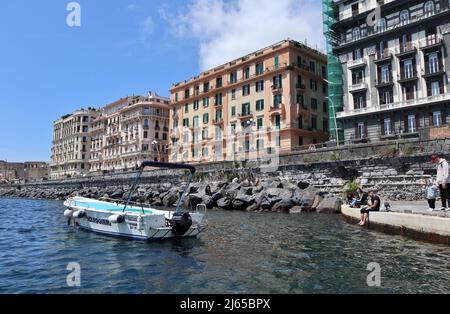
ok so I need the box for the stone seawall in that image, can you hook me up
[1,137,449,208]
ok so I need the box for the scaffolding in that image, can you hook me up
[322,0,344,143]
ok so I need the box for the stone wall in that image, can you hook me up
[2,137,450,202]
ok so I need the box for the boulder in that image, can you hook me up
[110,189,124,200]
[232,194,255,210]
[297,181,310,190]
[217,197,233,210]
[184,193,203,210]
[316,196,343,214]
[271,198,295,213]
[225,182,241,198]
[289,206,304,214]
[162,190,179,207]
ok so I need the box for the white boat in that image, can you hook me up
[63,161,207,241]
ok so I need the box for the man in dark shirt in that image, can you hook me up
[358,191,380,226]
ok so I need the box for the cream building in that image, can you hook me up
[169,39,329,163]
[89,92,170,173]
[50,108,99,179]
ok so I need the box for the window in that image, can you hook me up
[231,106,236,117]
[404,85,416,100]
[273,95,282,108]
[323,101,328,113]
[430,81,441,96]
[216,77,222,88]
[203,97,209,107]
[231,89,236,100]
[311,115,317,130]
[202,147,209,157]
[230,72,237,84]
[352,69,365,84]
[408,115,417,133]
[352,27,361,41]
[311,98,318,110]
[203,82,210,93]
[215,93,223,106]
[193,116,199,128]
[203,113,209,124]
[256,63,264,75]
[256,80,264,92]
[273,75,282,89]
[243,67,250,79]
[357,122,365,139]
[231,123,236,134]
[193,100,199,111]
[274,55,279,69]
[381,65,390,83]
[424,1,434,17]
[185,89,190,99]
[384,118,392,135]
[323,118,328,132]
[241,103,251,116]
[377,18,386,33]
[257,117,263,130]
[242,84,250,96]
[404,59,414,78]
[354,94,366,109]
[256,99,264,111]
[428,52,439,74]
[185,103,189,113]
[400,10,410,25]
[215,109,222,121]
[274,115,281,130]
[309,61,316,73]
[195,85,200,96]
[310,79,318,91]
[297,94,304,107]
[353,48,363,60]
[433,111,442,127]
[380,90,393,105]
[202,128,209,140]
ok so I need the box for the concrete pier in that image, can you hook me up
[341,204,450,245]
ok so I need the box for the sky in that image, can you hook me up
[0,0,325,162]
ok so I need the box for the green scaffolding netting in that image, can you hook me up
[322,0,344,142]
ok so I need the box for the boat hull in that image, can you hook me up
[64,197,206,241]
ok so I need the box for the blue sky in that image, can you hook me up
[0,0,324,162]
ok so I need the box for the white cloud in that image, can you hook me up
[160,0,325,71]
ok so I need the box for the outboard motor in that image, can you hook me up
[170,212,192,237]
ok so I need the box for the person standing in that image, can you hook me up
[431,154,450,211]
[425,179,438,212]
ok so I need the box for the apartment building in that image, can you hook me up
[329,0,450,143]
[89,93,170,173]
[50,109,99,179]
[169,39,329,163]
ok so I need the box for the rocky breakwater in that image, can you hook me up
[0,178,343,214]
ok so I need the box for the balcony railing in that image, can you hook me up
[395,43,417,56]
[374,50,392,62]
[338,5,449,46]
[347,58,367,68]
[375,75,394,87]
[336,92,450,119]
[419,35,444,50]
[398,70,418,82]
[348,82,368,93]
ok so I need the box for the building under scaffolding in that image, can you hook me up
[322,0,344,143]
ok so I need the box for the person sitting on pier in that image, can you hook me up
[358,191,380,226]
[350,188,368,208]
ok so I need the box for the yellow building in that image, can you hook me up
[169,39,329,163]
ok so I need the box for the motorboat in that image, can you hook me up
[63,161,207,240]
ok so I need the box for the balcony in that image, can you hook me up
[336,5,450,50]
[374,76,394,88]
[374,50,392,64]
[348,82,368,93]
[295,83,306,90]
[347,58,367,69]
[238,112,253,120]
[395,44,417,57]
[337,93,450,119]
[271,85,283,94]
[419,35,443,51]
[212,118,224,125]
[269,104,283,116]
[398,70,418,84]
[422,62,445,78]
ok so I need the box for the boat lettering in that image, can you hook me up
[86,216,112,226]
